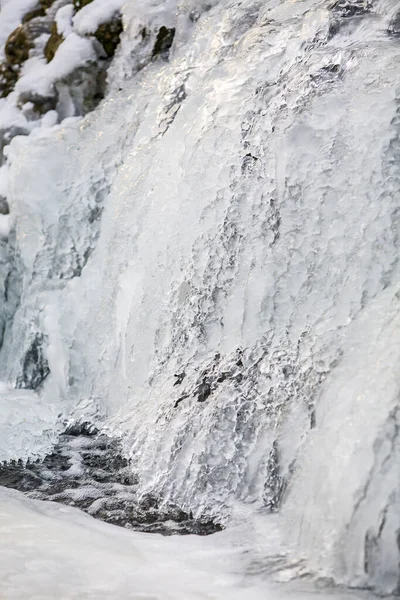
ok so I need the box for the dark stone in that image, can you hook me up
[95,16,123,58]
[174,392,189,408]
[5,26,33,65]
[64,421,99,437]
[173,372,186,386]
[174,350,245,408]
[388,11,400,36]
[73,0,94,11]
[263,441,286,512]
[88,205,102,223]
[40,0,58,10]
[0,427,222,536]
[216,371,229,384]
[282,365,292,378]
[30,94,58,115]
[310,407,316,429]
[152,26,176,59]
[23,7,46,23]
[234,372,243,384]
[322,64,340,74]
[16,333,50,390]
[0,196,9,215]
[196,377,212,403]
[44,22,63,62]
[0,63,19,98]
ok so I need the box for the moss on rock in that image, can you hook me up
[94,16,123,57]
[0,23,35,97]
[44,22,63,62]
[39,0,57,10]
[73,0,94,10]
[23,6,46,23]
[0,63,19,98]
[5,26,33,65]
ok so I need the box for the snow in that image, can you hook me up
[55,4,75,37]
[0,98,31,130]
[0,486,374,600]
[16,33,97,98]
[73,0,125,35]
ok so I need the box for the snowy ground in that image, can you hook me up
[0,486,375,600]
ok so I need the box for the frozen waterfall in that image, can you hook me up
[0,0,400,596]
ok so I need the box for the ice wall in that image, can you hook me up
[0,0,400,592]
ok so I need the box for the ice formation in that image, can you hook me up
[0,0,399,596]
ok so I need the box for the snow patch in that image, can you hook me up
[73,0,124,35]
[55,3,74,37]
[16,33,97,98]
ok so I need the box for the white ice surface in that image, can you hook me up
[0,384,57,463]
[0,487,375,600]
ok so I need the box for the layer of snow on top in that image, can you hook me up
[55,3,75,36]
[16,33,96,97]
[0,97,30,129]
[0,0,38,58]
[73,0,125,35]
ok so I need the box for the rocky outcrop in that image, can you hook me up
[16,333,50,391]
[73,0,94,9]
[44,22,64,62]
[0,426,223,535]
[152,26,176,59]
[4,26,33,65]
[95,17,123,58]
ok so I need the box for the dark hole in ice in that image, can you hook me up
[152,27,176,59]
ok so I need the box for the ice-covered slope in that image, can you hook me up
[0,0,400,594]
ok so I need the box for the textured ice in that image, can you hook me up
[284,284,400,593]
[0,0,400,595]
[0,383,57,463]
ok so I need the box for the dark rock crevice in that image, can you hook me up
[15,332,50,391]
[0,425,222,536]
